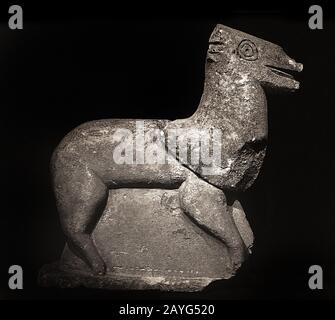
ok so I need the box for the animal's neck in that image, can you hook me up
[191,63,268,142]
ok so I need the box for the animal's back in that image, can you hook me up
[51,118,187,189]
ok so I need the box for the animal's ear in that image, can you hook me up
[209,24,232,44]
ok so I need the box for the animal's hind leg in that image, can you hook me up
[53,163,108,275]
[178,174,247,269]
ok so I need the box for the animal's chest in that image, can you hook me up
[163,103,268,191]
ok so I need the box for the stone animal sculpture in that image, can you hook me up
[51,24,302,277]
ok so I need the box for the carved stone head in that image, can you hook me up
[207,24,303,91]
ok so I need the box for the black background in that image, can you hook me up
[1,2,335,300]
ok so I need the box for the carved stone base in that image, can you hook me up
[39,189,253,291]
[38,262,222,292]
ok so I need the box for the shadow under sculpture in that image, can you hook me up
[39,24,303,291]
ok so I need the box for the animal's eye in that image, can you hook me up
[237,40,258,61]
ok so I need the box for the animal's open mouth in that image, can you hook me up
[266,65,295,79]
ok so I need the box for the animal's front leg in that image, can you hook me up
[178,174,247,269]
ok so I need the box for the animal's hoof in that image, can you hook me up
[90,260,106,276]
[229,244,248,270]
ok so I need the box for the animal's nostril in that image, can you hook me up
[288,59,303,72]
[296,63,303,72]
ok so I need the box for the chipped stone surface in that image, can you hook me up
[39,263,217,292]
